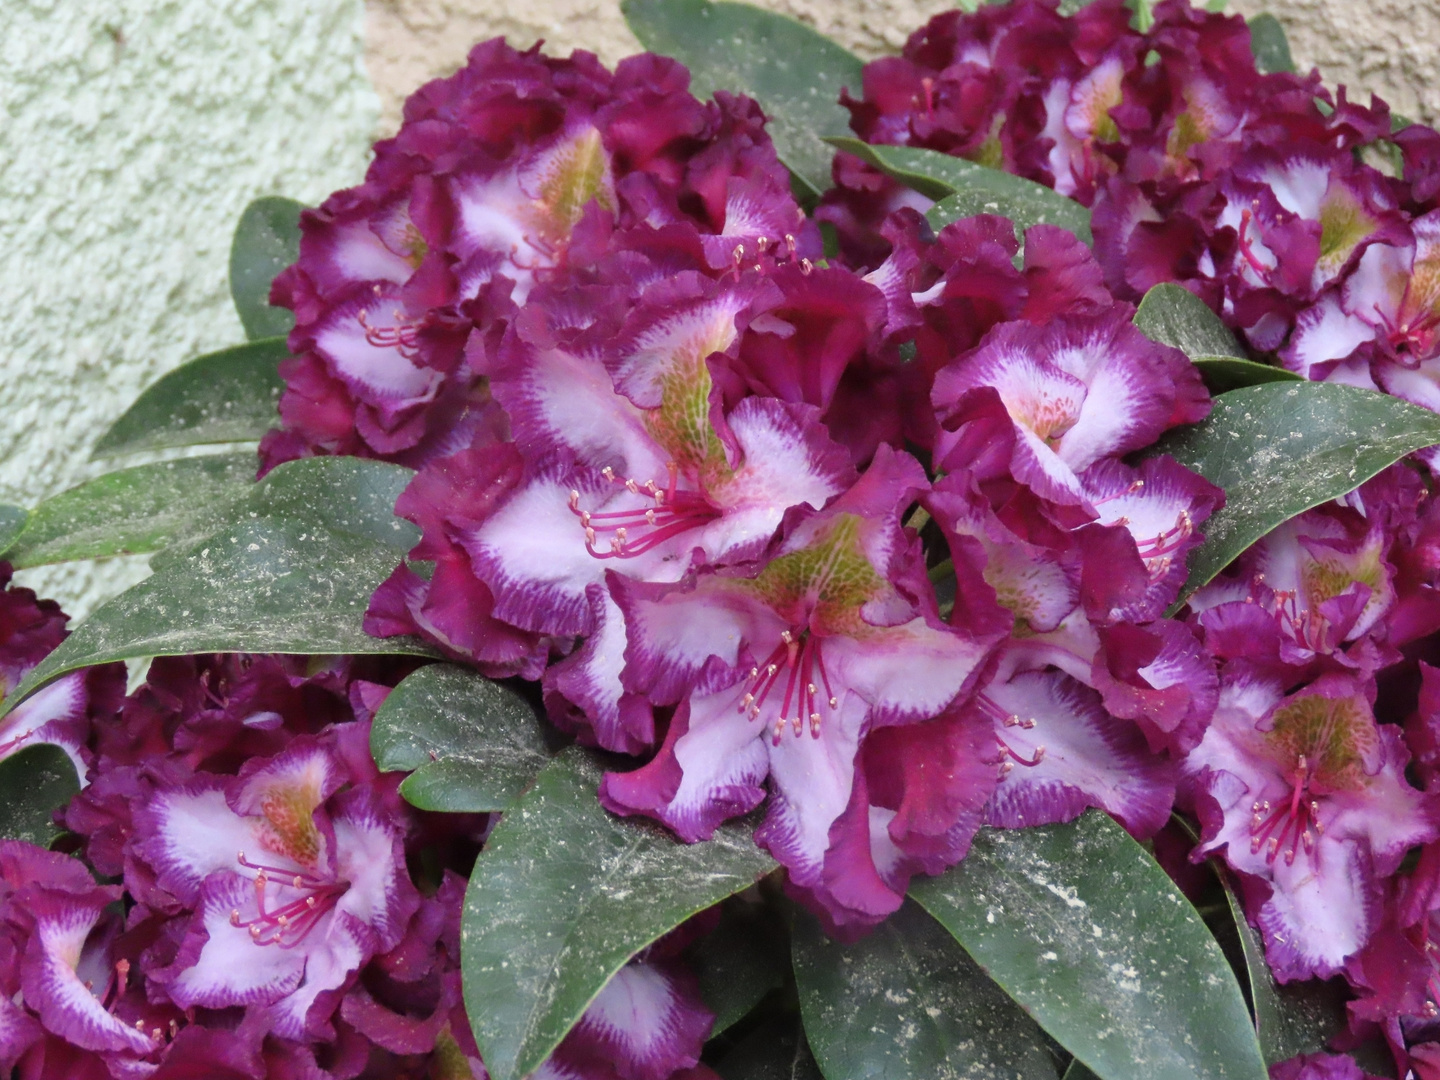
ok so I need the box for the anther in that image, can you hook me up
[800,258,814,275]
[809,712,821,737]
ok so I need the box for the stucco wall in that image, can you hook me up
[0,0,379,617]
[364,0,1439,131]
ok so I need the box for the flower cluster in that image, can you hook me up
[1,639,723,1079]
[817,0,1440,1066]
[169,4,1440,1071]
[357,46,1230,929]
[260,37,815,472]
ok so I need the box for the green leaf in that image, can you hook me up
[1190,357,1302,393]
[825,139,1094,245]
[92,338,288,458]
[1153,382,1440,603]
[793,900,1060,1079]
[1063,1061,1103,1080]
[0,505,28,557]
[621,0,863,200]
[4,453,257,569]
[1219,870,1348,1065]
[2,457,433,712]
[715,1016,825,1080]
[692,900,788,1036]
[0,744,80,846]
[230,196,303,340]
[370,664,551,813]
[461,748,776,1080]
[1248,14,1295,74]
[1133,283,1246,360]
[911,812,1268,1080]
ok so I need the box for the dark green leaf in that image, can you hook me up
[1063,1061,1103,1080]
[0,505,28,557]
[692,899,788,1036]
[2,457,432,712]
[92,339,288,458]
[370,664,551,813]
[715,1016,824,1080]
[1191,357,1302,393]
[1219,871,1348,1064]
[1153,382,1440,603]
[1133,283,1246,360]
[794,900,1060,1079]
[826,139,1093,245]
[4,453,256,569]
[0,744,80,846]
[1248,14,1295,74]
[230,196,303,340]
[622,0,862,200]
[461,748,776,1080]
[911,812,1267,1080]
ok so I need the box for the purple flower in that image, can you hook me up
[370,232,856,753]
[931,307,1210,507]
[135,737,418,1039]
[600,447,1004,928]
[262,39,811,472]
[0,564,123,780]
[1183,672,1437,981]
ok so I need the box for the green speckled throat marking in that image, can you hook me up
[642,333,733,488]
[1265,691,1378,792]
[1317,185,1381,274]
[531,126,615,250]
[1299,534,1387,617]
[743,514,885,634]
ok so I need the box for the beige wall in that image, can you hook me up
[364,0,1439,133]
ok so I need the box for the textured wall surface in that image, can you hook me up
[364,0,1439,131]
[0,0,379,617]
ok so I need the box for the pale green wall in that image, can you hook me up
[0,0,379,616]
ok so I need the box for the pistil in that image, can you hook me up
[1248,755,1324,866]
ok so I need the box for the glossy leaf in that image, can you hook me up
[92,338,288,457]
[1190,357,1301,393]
[1154,381,1440,603]
[692,900,788,1036]
[794,900,1059,1079]
[370,664,551,813]
[1219,870,1348,1065]
[230,196,302,340]
[1133,283,1246,360]
[461,748,776,1080]
[2,457,432,712]
[827,138,1094,244]
[0,744,80,847]
[622,0,862,200]
[911,811,1268,1080]
[0,506,27,558]
[1063,1061,1103,1080]
[715,1016,824,1080]
[4,453,256,569]
[1248,14,1295,74]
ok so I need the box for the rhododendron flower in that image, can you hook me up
[1190,483,1411,684]
[262,37,811,470]
[1286,211,1440,405]
[137,738,418,1039]
[537,957,715,1080]
[0,564,122,779]
[1184,673,1436,981]
[600,447,1003,927]
[931,308,1209,506]
[371,235,855,752]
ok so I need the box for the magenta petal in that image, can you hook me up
[983,670,1175,838]
[560,958,713,1080]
